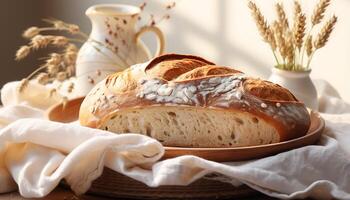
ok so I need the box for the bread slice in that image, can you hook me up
[101,106,279,148]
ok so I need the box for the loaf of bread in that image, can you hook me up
[79,54,311,148]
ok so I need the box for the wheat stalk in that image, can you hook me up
[286,33,295,67]
[248,1,279,64]
[56,72,67,82]
[17,79,29,93]
[293,13,306,50]
[275,3,289,32]
[248,2,272,44]
[305,15,337,69]
[52,36,69,46]
[15,46,31,61]
[311,0,331,25]
[36,73,49,85]
[305,35,313,57]
[314,15,337,49]
[292,0,306,69]
[22,27,40,39]
[301,0,332,66]
[293,1,305,51]
[294,1,302,19]
[268,30,277,52]
[273,22,287,61]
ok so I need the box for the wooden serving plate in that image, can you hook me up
[47,97,325,162]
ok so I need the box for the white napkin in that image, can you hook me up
[1,80,350,199]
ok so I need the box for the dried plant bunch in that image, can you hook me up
[15,1,176,104]
[16,19,82,97]
[248,0,337,71]
[15,18,113,106]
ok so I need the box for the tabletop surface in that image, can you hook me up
[0,187,280,200]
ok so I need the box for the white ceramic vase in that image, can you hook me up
[268,67,318,110]
[75,4,165,96]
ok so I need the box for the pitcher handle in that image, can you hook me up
[135,26,165,58]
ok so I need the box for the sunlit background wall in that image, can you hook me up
[2,0,349,101]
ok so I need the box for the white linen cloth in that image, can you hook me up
[0,79,350,199]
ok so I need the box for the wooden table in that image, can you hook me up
[0,187,110,200]
[0,186,279,200]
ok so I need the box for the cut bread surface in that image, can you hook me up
[101,106,279,148]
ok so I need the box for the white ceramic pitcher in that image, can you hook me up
[76,4,165,96]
